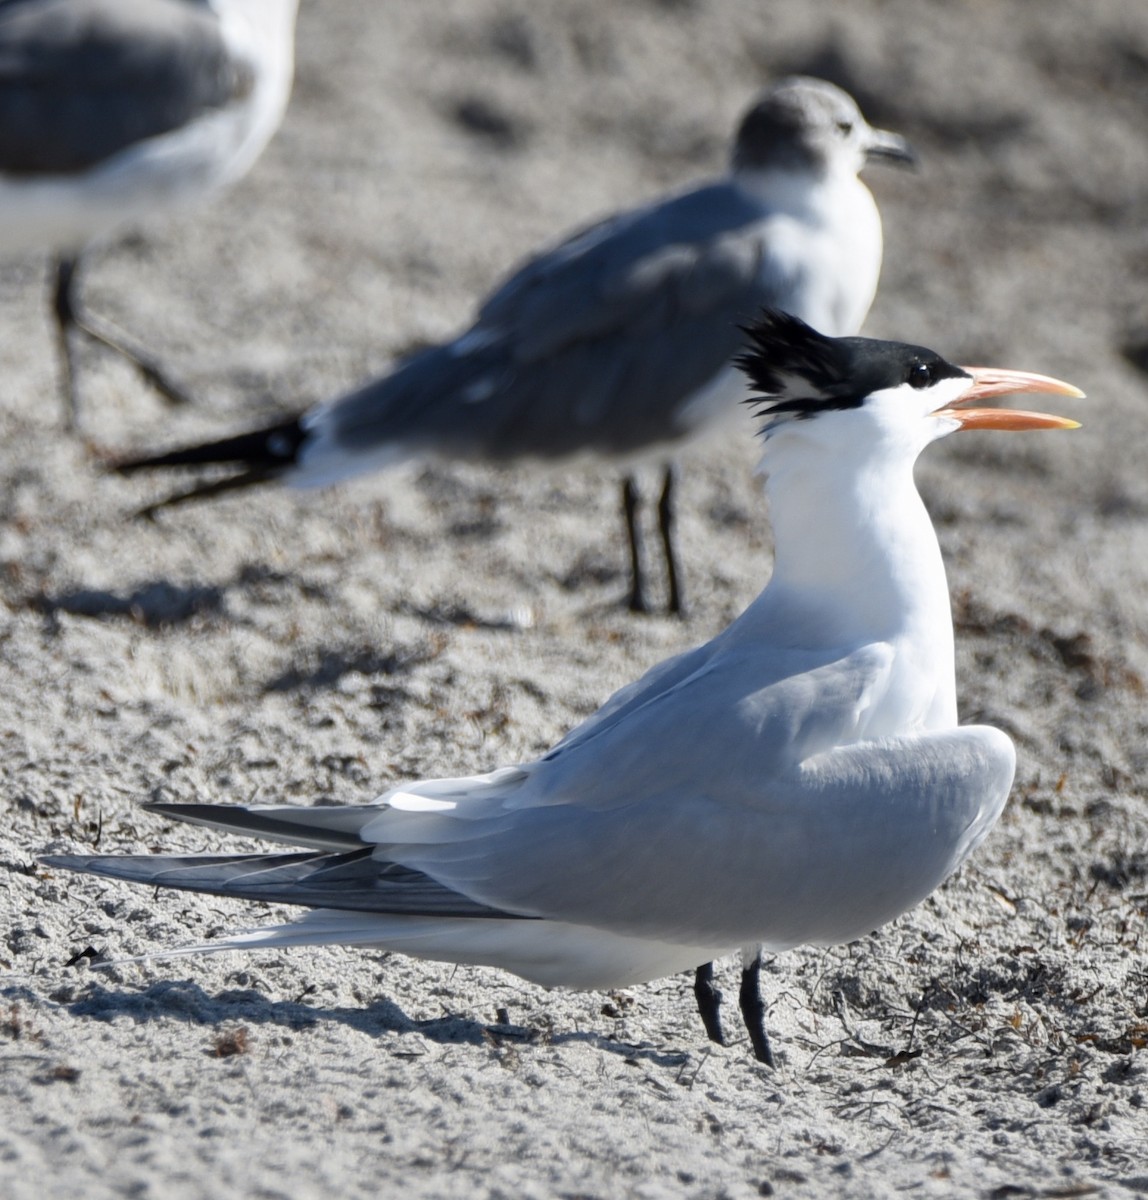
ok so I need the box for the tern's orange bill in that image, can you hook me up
[934,366,1085,431]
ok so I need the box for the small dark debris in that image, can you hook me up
[63,945,102,968]
[212,1026,250,1057]
[601,991,635,1019]
[1047,631,1094,673]
[451,96,526,149]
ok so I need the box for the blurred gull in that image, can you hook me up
[114,76,916,614]
[0,0,300,427]
[43,311,1083,1064]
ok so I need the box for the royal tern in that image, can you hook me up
[112,77,915,614]
[42,311,1082,1064]
[0,0,299,427]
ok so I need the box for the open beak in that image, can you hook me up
[936,366,1085,431]
[864,126,919,169]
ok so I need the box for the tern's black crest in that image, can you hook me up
[736,310,968,425]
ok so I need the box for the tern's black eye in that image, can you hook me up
[835,120,854,135]
[907,361,933,389]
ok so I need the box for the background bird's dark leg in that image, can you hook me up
[53,254,192,412]
[53,257,83,431]
[622,475,649,613]
[693,962,725,1045]
[657,463,684,616]
[739,950,776,1067]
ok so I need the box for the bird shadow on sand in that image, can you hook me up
[27,580,227,628]
[38,979,693,1067]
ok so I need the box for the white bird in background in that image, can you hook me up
[42,311,1083,1064]
[112,76,916,615]
[0,0,300,427]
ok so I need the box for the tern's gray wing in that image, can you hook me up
[304,182,807,467]
[450,727,1015,950]
[350,643,1014,949]
[0,0,239,175]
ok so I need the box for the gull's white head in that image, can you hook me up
[731,77,917,179]
[737,309,1083,471]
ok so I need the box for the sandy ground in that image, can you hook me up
[2,1,1148,1196]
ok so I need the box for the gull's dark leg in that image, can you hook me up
[693,962,725,1045]
[622,475,649,613]
[657,463,684,616]
[53,256,83,431]
[739,952,776,1067]
[52,253,192,415]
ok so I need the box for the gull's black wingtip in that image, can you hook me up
[110,417,309,477]
[129,467,283,520]
[109,415,311,517]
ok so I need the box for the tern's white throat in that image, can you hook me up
[758,424,952,648]
[746,415,957,735]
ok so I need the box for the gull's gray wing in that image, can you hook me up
[0,0,240,176]
[302,182,811,469]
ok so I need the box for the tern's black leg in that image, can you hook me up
[739,953,776,1067]
[693,962,726,1045]
[657,464,684,616]
[51,253,192,422]
[622,475,649,613]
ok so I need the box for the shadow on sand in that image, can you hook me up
[20,978,693,1067]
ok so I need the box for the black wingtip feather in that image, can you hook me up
[132,468,283,519]
[111,416,308,476]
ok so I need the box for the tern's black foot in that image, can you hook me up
[693,962,726,1045]
[739,955,776,1067]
